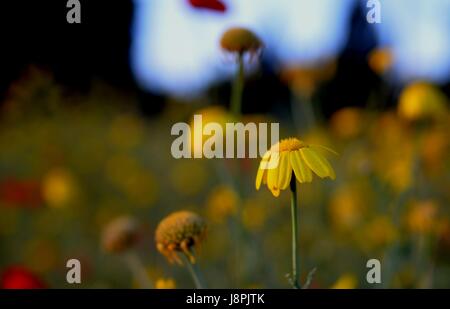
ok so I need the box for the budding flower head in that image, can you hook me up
[368,47,394,75]
[155,211,207,264]
[220,27,262,55]
[101,216,139,254]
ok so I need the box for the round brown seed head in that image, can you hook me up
[101,216,139,253]
[155,211,207,264]
[220,27,262,54]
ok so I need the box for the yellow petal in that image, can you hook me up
[309,144,339,156]
[300,147,335,179]
[290,152,303,182]
[266,151,280,170]
[267,159,279,192]
[270,187,280,197]
[290,150,312,183]
[277,152,292,190]
[255,167,266,190]
[255,151,271,190]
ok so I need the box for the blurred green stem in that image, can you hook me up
[181,253,205,289]
[229,52,246,287]
[124,251,152,289]
[231,52,245,117]
[290,178,300,289]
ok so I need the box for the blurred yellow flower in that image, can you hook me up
[406,200,439,234]
[155,211,207,264]
[398,82,448,122]
[330,108,365,139]
[329,185,368,231]
[384,154,414,193]
[42,168,77,208]
[189,106,236,158]
[331,273,358,289]
[155,278,176,289]
[368,47,394,75]
[370,112,414,192]
[281,60,336,97]
[206,185,238,224]
[242,196,270,231]
[421,128,449,174]
[256,138,336,197]
[362,216,398,250]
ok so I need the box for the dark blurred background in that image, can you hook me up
[3,1,447,117]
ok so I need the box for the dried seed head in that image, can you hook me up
[220,27,262,55]
[101,216,139,253]
[155,211,207,264]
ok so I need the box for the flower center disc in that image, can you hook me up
[272,138,305,152]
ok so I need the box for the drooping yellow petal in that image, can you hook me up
[300,156,313,182]
[262,172,268,185]
[255,151,271,190]
[309,144,339,156]
[267,158,279,192]
[255,166,267,190]
[290,152,303,182]
[277,152,292,190]
[270,186,280,197]
[289,151,305,183]
[300,147,335,179]
[290,150,312,183]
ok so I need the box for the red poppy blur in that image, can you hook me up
[188,0,227,12]
[1,266,47,289]
[0,178,42,208]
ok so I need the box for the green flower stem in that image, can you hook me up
[181,253,205,289]
[290,178,300,289]
[123,251,152,289]
[230,52,245,117]
[229,51,246,287]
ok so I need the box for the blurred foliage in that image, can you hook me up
[0,66,449,289]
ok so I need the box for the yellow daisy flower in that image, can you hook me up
[255,137,336,288]
[255,138,336,197]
